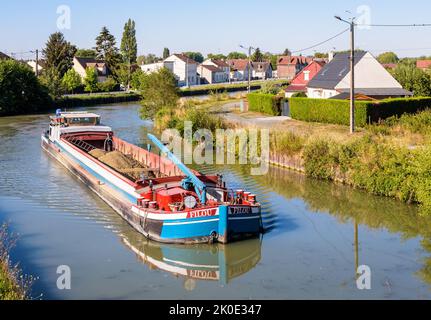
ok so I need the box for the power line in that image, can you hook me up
[357,23,431,27]
[291,28,350,54]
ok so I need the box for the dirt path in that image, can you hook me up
[214,101,365,143]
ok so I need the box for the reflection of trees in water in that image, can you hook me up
[252,166,431,286]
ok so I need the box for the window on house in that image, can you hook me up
[304,71,310,81]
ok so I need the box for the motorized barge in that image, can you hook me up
[41,110,262,244]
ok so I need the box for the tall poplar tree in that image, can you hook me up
[120,19,137,64]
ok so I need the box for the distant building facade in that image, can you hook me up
[73,57,109,82]
[277,56,311,80]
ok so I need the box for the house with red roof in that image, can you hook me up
[417,60,431,72]
[198,64,228,84]
[226,59,251,81]
[285,60,326,97]
[277,55,312,80]
[201,59,230,83]
[73,57,110,82]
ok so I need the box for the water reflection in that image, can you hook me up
[251,166,431,286]
[119,228,262,288]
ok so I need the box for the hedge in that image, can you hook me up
[289,97,370,127]
[247,93,282,116]
[368,97,431,121]
[289,97,431,127]
[56,92,142,108]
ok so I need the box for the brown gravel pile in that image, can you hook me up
[89,149,107,159]
[90,149,151,180]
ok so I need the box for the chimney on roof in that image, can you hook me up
[328,51,335,62]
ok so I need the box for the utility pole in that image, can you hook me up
[335,15,356,133]
[248,47,252,93]
[30,49,40,77]
[35,49,39,77]
[185,58,189,88]
[349,22,355,133]
[239,45,255,93]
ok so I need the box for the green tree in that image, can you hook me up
[120,19,138,64]
[377,52,399,64]
[97,77,118,92]
[95,27,122,78]
[115,63,132,88]
[283,48,292,56]
[392,62,431,97]
[61,68,82,93]
[40,67,64,98]
[43,32,77,78]
[163,47,170,59]
[135,68,179,119]
[227,51,247,59]
[84,67,98,93]
[251,47,264,62]
[75,48,97,58]
[137,54,160,65]
[0,59,52,116]
[207,53,227,60]
[183,52,204,63]
[314,52,328,58]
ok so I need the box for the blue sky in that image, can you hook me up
[1,0,431,60]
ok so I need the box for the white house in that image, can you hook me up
[197,64,227,84]
[140,61,174,74]
[251,62,273,80]
[202,59,230,82]
[164,54,198,86]
[226,59,251,81]
[27,59,45,74]
[307,51,412,100]
[73,57,109,82]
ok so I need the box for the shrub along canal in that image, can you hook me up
[0,102,431,299]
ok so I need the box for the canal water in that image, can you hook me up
[1,103,431,299]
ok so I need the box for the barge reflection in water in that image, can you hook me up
[120,231,261,288]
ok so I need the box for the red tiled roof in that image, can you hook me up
[201,64,224,72]
[211,59,229,68]
[173,53,198,64]
[382,63,397,69]
[417,60,431,69]
[226,59,249,71]
[285,84,307,92]
[277,55,311,66]
[285,60,325,91]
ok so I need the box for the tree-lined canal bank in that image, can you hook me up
[0,103,431,299]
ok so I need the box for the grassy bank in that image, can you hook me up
[154,93,232,134]
[0,224,28,300]
[267,109,431,214]
[56,92,142,109]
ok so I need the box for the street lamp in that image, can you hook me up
[239,45,255,93]
[335,15,356,134]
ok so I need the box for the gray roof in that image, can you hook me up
[251,61,272,72]
[330,87,413,99]
[307,51,367,89]
[0,51,13,60]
